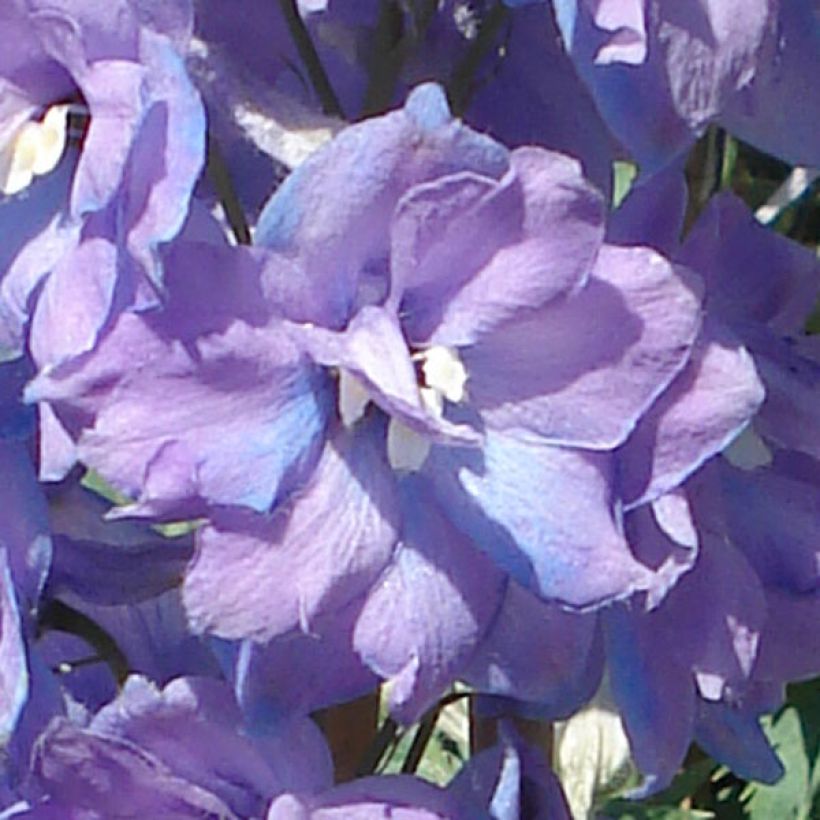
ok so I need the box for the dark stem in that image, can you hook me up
[38,598,130,686]
[278,0,345,119]
[206,135,252,245]
[447,3,510,117]
[356,715,400,777]
[359,0,439,119]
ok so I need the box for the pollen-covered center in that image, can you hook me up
[0,105,70,196]
[337,344,468,472]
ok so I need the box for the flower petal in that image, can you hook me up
[354,476,506,723]
[407,148,606,348]
[183,421,400,643]
[427,430,652,608]
[619,317,764,508]
[466,245,702,449]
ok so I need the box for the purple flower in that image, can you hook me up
[0,0,205,409]
[26,84,707,720]
[549,0,809,170]
[590,171,820,794]
[29,84,712,720]
[6,675,333,818]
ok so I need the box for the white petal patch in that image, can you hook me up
[420,345,468,403]
[0,106,69,196]
[338,369,371,427]
[387,418,431,472]
[722,424,773,470]
[554,681,636,817]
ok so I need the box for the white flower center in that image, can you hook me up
[336,345,468,474]
[0,105,69,196]
[419,345,468,404]
[337,369,371,428]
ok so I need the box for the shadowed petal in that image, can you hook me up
[466,245,702,449]
[428,431,653,607]
[183,421,400,642]
[619,317,764,508]
[354,476,506,723]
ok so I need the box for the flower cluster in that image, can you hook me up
[0,0,817,816]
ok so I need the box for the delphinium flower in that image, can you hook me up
[0,0,205,486]
[0,356,54,761]
[3,674,333,817]
[26,83,726,730]
[586,172,820,794]
[544,0,820,171]
[442,165,818,800]
[186,0,621,215]
[3,671,570,818]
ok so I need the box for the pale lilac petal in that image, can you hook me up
[27,262,332,515]
[87,676,332,816]
[268,776,464,819]
[415,148,606,348]
[119,30,207,283]
[255,83,508,328]
[69,60,147,217]
[389,170,524,330]
[466,245,702,449]
[37,404,76,482]
[354,476,506,723]
[0,160,79,361]
[29,238,118,369]
[428,430,653,607]
[183,421,400,642]
[619,317,764,508]
[295,307,480,446]
[31,718,237,818]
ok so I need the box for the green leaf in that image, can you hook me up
[743,707,811,820]
[612,161,638,209]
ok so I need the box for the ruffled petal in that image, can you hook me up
[427,430,653,607]
[183,421,400,642]
[27,245,332,516]
[353,476,506,723]
[465,245,702,449]
[255,83,509,328]
[619,317,764,508]
[409,148,606,348]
